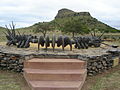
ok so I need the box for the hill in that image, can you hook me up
[2,8,120,34]
[53,8,119,33]
[0,26,7,42]
[0,26,6,30]
[55,8,91,19]
[0,26,6,34]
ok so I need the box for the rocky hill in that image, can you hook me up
[53,8,119,33]
[17,8,119,33]
[55,8,91,19]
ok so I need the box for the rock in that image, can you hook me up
[55,8,91,19]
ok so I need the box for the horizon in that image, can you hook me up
[0,0,120,29]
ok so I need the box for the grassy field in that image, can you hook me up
[82,65,120,90]
[0,71,30,90]
[0,65,120,90]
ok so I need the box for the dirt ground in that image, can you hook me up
[0,65,120,90]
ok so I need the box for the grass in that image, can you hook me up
[82,65,120,90]
[90,71,120,90]
[0,70,30,90]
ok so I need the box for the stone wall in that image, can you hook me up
[78,50,120,75]
[0,52,33,72]
[0,49,120,75]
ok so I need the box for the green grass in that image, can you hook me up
[0,70,30,90]
[91,71,120,90]
[82,65,120,90]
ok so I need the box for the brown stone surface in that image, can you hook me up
[24,58,87,90]
[24,69,87,81]
[24,69,86,74]
[27,58,85,62]
[24,58,86,70]
[29,81,82,90]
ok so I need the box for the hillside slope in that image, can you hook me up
[53,8,118,33]
[0,26,6,35]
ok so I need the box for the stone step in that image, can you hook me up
[24,58,87,90]
[24,69,87,81]
[24,58,86,70]
[28,81,83,90]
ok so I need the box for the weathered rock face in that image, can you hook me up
[55,8,91,19]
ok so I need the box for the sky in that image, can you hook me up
[0,0,120,29]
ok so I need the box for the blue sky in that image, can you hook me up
[0,0,120,29]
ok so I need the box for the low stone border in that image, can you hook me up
[0,46,120,75]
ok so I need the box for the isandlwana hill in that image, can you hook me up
[32,8,119,33]
[0,8,119,34]
[55,8,91,19]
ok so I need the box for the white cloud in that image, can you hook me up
[0,0,120,29]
